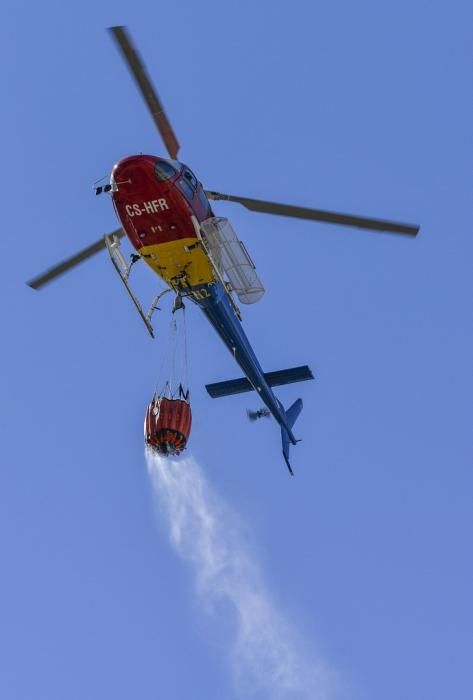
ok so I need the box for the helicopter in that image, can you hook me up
[27,26,419,475]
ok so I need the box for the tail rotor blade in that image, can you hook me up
[205,191,419,236]
[247,408,271,421]
[109,26,180,160]
[27,228,125,289]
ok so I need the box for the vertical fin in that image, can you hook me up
[286,398,303,429]
[281,398,303,476]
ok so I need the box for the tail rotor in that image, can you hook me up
[247,408,271,422]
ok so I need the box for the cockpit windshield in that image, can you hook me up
[155,159,181,182]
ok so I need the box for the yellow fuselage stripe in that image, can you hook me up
[138,237,214,288]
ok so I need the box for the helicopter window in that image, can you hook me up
[155,160,178,182]
[178,178,194,200]
[198,187,210,211]
[183,169,197,189]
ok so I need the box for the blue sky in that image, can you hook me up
[2,1,473,698]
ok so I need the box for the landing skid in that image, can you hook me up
[105,232,171,338]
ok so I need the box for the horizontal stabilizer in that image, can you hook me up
[206,365,314,398]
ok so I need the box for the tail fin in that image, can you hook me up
[281,398,303,476]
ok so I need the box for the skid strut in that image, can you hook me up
[105,233,171,338]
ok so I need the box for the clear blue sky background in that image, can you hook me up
[1,1,472,698]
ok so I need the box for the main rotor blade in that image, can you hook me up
[205,191,419,236]
[27,228,125,290]
[109,25,180,160]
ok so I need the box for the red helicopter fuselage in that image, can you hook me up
[111,154,216,291]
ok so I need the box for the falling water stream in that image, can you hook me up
[145,450,339,699]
